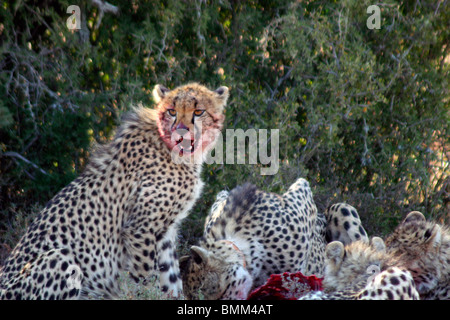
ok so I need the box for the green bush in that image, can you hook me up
[0,0,448,254]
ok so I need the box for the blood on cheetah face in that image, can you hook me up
[153,83,228,159]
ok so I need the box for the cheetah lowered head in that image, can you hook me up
[179,242,253,300]
[301,236,421,300]
[153,83,228,163]
[385,211,450,297]
[323,237,390,293]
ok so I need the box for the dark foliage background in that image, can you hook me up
[0,0,448,261]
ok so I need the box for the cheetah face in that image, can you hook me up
[153,83,228,158]
[179,245,253,300]
[323,237,388,292]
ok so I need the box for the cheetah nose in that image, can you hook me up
[171,122,193,149]
[172,122,190,141]
[176,122,189,131]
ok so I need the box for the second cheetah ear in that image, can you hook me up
[425,225,442,250]
[153,84,170,103]
[190,246,209,265]
[325,241,345,268]
[370,237,386,253]
[214,86,229,105]
[179,255,190,273]
[403,211,426,224]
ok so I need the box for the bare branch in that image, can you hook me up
[1,152,49,176]
[91,0,119,14]
[91,0,120,30]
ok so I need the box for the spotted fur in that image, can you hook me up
[325,203,368,245]
[300,238,420,300]
[357,267,420,300]
[180,178,326,300]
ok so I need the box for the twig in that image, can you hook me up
[1,152,49,176]
[91,0,120,30]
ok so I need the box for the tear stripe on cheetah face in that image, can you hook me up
[0,83,228,300]
[385,211,450,299]
[181,178,326,300]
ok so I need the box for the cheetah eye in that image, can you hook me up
[193,110,205,117]
[167,109,177,117]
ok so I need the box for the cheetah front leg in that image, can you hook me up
[156,225,183,297]
[122,223,182,298]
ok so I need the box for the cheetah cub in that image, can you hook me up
[301,237,420,300]
[0,83,229,299]
[385,211,450,299]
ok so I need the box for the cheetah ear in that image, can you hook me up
[190,246,209,265]
[214,86,229,105]
[179,255,190,273]
[425,225,441,250]
[403,211,426,224]
[325,241,345,268]
[153,84,170,103]
[370,237,386,253]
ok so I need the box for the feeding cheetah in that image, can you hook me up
[0,82,229,299]
[180,178,368,300]
[300,237,420,300]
